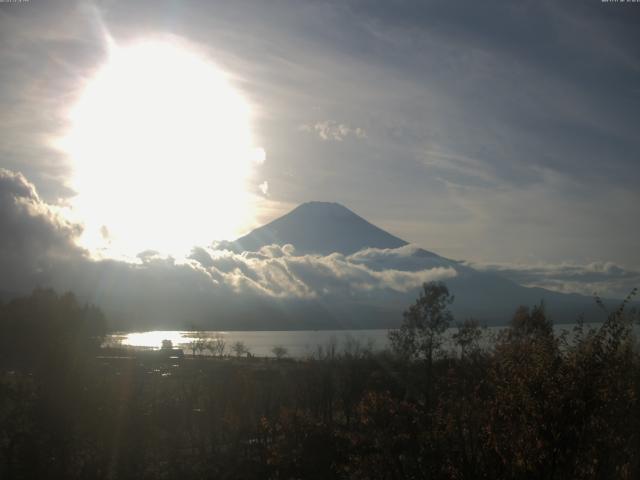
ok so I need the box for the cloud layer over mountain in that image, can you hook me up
[466,260,640,299]
[188,245,456,299]
[0,169,461,328]
[3,168,638,331]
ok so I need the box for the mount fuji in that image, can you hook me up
[213,201,611,328]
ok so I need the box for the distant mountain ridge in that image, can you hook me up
[225,201,409,255]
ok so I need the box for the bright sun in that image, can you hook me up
[61,40,264,259]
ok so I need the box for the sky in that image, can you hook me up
[0,0,639,317]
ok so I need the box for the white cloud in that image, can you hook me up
[4,169,633,332]
[466,260,640,299]
[252,148,266,165]
[258,180,269,196]
[299,120,367,141]
[190,243,456,299]
[0,169,456,328]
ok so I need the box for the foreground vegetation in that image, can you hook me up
[1,286,639,479]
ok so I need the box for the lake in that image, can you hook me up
[105,323,605,358]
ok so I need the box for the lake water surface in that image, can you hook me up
[106,323,603,358]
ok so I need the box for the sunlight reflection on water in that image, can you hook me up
[104,323,613,358]
[121,331,189,349]
[108,329,390,358]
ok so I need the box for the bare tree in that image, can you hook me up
[232,340,249,357]
[209,333,226,357]
[186,331,211,356]
[271,345,288,360]
[343,335,374,359]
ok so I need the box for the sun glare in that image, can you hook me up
[122,331,188,349]
[61,40,264,259]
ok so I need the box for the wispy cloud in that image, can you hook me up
[299,121,367,141]
[466,260,640,299]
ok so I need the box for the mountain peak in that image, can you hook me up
[231,202,408,255]
[291,201,364,218]
[297,201,346,208]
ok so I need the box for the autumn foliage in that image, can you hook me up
[0,285,638,479]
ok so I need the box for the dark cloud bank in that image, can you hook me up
[1,169,636,330]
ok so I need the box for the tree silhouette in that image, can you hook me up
[388,281,454,363]
[232,341,249,357]
[272,345,288,360]
[206,333,226,357]
[452,318,484,358]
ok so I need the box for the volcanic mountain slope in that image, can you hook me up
[223,201,409,255]
[218,201,613,326]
